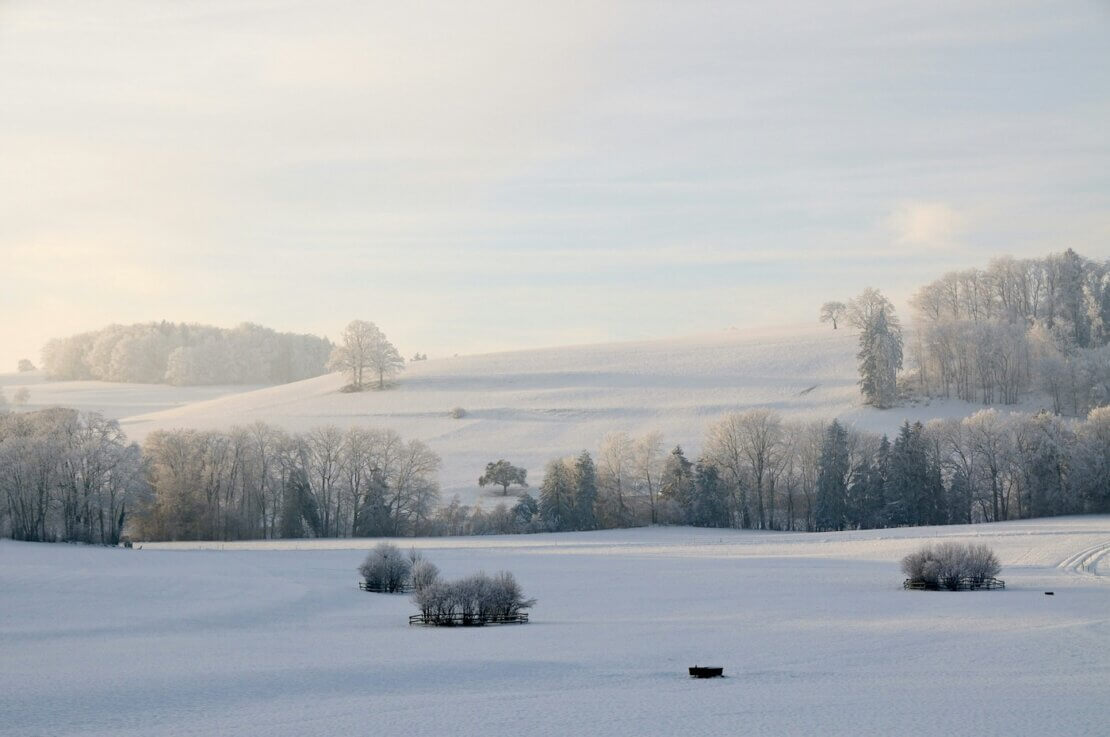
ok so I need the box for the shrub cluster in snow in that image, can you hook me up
[901,542,1001,589]
[412,569,535,625]
[358,543,415,592]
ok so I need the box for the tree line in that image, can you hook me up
[523,407,1110,534]
[2,407,1107,543]
[41,321,333,386]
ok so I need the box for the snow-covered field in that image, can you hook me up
[110,324,1018,502]
[3,518,1108,737]
[0,371,255,420]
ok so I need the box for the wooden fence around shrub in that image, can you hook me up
[359,581,410,593]
[903,577,1005,591]
[408,613,529,627]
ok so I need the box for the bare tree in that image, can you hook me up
[632,431,665,524]
[328,320,404,390]
[820,301,847,330]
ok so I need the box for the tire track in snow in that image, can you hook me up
[1056,540,1110,577]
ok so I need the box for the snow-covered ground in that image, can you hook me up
[0,371,257,420]
[114,324,1024,502]
[2,517,1108,737]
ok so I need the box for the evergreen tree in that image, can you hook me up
[947,465,972,525]
[539,459,575,531]
[858,307,903,409]
[512,492,539,530]
[853,436,889,529]
[280,467,320,538]
[815,421,850,531]
[691,460,730,527]
[887,422,934,526]
[353,469,393,537]
[572,451,599,530]
[659,446,695,522]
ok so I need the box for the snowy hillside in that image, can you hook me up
[118,324,1019,502]
[2,517,1107,737]
[0,371,256,420]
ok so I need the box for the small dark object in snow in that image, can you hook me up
[689,666,724,678]
[1045,591,1054,596]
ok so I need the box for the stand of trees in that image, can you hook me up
[0,409,144,544]
[2,407,1107,543]
[41,322,333,385]
[524,407,1109,534]
[908,250,1110,414]
[327,320,405,391]
[133,423,440,540]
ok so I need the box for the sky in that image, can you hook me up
[2,0,1109,369]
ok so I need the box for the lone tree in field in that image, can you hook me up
[17,358,35,372]
[820,301,847,330]
[328,320,405,391]
[479,460,528,496]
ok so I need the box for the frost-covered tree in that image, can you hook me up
[478,459,528,496]
[328,320,404,391]
[597,432,635,527]
[12,388,30,406]
[820,301,847,330]
[1074,406,1110,513]
[41,322,331,385]
[539,458,575,531]
[633,431,665,524]
[0,409,143,544]
[17,359,35,372]
[358,542,412,592]
[856,302,903,409]
[659,446,695,523]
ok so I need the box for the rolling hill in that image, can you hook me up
[116,324,1015,502]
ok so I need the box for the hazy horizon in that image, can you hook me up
[3,1,1109,371]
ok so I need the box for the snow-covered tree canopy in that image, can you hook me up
[40,322,332,386]
[327,320,405,391]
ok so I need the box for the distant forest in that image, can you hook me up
[826,249,1110,416]
[40,322,333,386]
[908,249,1109,416]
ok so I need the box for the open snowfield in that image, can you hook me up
[111,324,1020,502]
[2,517,1108,737]
[0,371,256,421]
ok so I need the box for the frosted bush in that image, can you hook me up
[358,543,412,592]
[901,542,1001,590]
[410,559,440,593]
[963,543,1001,585]
[450,407,467,419]
[412,570,535,625]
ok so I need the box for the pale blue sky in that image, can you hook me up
[2,1,1109,369]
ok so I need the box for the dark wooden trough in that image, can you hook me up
[689,666,724,679]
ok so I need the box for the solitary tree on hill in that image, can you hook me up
[328,320,405,390]
[479,460,528,496]
[820,301,847,330]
